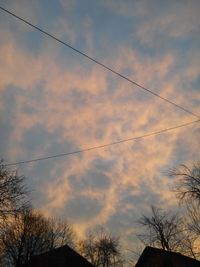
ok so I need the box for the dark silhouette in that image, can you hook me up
[171,163,200,204]
[78,227,124,267]
[1,209,75,266]
[135,246,200,267]
[137,206,195,257]
[170,163,200,258]
[22,245,95,267]
[0,160,28,222]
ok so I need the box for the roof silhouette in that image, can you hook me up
[135,246,200,267]
[22,245,95,267]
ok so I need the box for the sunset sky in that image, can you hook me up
[0,0,199,257]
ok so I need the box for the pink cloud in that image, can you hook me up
[1,19,199,249]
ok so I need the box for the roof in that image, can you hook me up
[135,246,200,267]
[22,245,95,267]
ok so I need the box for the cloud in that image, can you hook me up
[1,1,199,251]
[104,0,200,47]
[137,2,200,44]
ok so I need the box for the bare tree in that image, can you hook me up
[1,209,50,266]
[0,160,28,223]
[137,206,195,257]
[79,232,100,266]
[187,203,200,236]
[0,209,75,266]
[78,227,124,267]
[170,163,200,258]
[170,163,200,204]
[48,217,76,249]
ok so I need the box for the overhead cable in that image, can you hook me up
[5,119,200,166]
[0,6,199,119]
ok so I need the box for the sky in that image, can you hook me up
[0,0,200,258]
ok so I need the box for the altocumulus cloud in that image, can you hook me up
[0,0,199,250]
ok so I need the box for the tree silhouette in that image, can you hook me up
[170,163,200,258]
[137,206,195,257]
[0,160,28,223]
[79,227,124,267]
[1,209,75,266]
[171,163,200,204]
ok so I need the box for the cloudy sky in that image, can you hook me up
[0,0,199,255]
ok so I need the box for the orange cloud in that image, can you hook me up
[1,16,199,249]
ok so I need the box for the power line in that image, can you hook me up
[5,119,200,167]
[0,6,199,120]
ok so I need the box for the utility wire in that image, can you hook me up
[0,6,199,120]
[5,119,200,167]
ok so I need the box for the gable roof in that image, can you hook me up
[22,245,95,267]
[135,246,200,267]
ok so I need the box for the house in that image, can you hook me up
[22,245,95,267]
[135,246,200,267]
